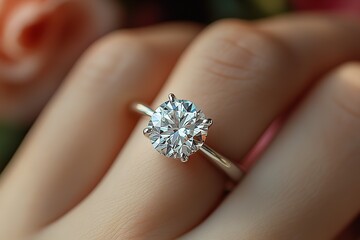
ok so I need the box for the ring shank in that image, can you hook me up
[131,102,244,182]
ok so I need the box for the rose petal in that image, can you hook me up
[0,0,121,122]
[292,0,360,14]
[0,0,119,83]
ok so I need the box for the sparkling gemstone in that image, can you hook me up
[146,97,209,160]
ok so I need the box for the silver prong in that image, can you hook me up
[181,156,189,163]
[203,118,213,126]
[143,127,151,137]
[168,93,176,102]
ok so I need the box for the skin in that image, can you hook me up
[0,13,360,240]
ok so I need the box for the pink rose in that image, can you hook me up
[292,0,360,14]
[0,0,120,123]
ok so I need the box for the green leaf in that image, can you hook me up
[0,122,29,172]
[253,0,289,16]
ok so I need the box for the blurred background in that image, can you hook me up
[0,0,359,172]
[0,0,360,236]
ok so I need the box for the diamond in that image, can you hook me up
[145,94,210,161]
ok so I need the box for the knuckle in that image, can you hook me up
[73,30,153,88]
[99,213,155,240]
[197,19,291,83]
[209,18,249,34]
[90,30,153,60]
[331,62,360,120]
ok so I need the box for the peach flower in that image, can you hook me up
[0,0,120,123]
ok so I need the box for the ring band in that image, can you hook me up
[132,94,244,182]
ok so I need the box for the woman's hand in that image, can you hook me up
[1,13,360,240]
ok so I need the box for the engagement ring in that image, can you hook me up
[132,93,243,182]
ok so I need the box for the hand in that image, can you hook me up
[1,14,360,240]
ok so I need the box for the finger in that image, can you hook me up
[51,15,360,239]
[336,216,360,240]
[183,62,360,239]
[0,23,200,238]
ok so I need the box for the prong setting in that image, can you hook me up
[203,118,213,127]
[143,127,151,137]
[168,93,176,102]
[181,156,189,162]
[145,93,208,161]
